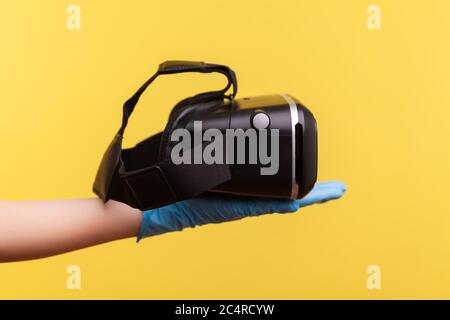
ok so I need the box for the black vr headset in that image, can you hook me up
[93,61,317,211]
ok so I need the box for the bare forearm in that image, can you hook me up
[0,198,142,263]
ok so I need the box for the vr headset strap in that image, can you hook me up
[94,61,236,211]
[118,61,237,136]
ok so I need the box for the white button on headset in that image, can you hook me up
[251,111,270,129]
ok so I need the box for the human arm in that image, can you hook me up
[0,198,142,262]
[0,181,346,263]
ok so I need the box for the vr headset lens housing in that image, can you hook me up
[93,61,317,211]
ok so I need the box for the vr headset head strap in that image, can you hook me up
[118,61,237,136]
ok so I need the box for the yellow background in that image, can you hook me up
[0,0,449,299]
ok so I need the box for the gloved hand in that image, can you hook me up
[137,181,346,241]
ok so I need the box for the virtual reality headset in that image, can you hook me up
[93,61,317,211]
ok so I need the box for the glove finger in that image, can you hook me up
[295,181,346,208]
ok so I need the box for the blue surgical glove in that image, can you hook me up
[137,181,346,241]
